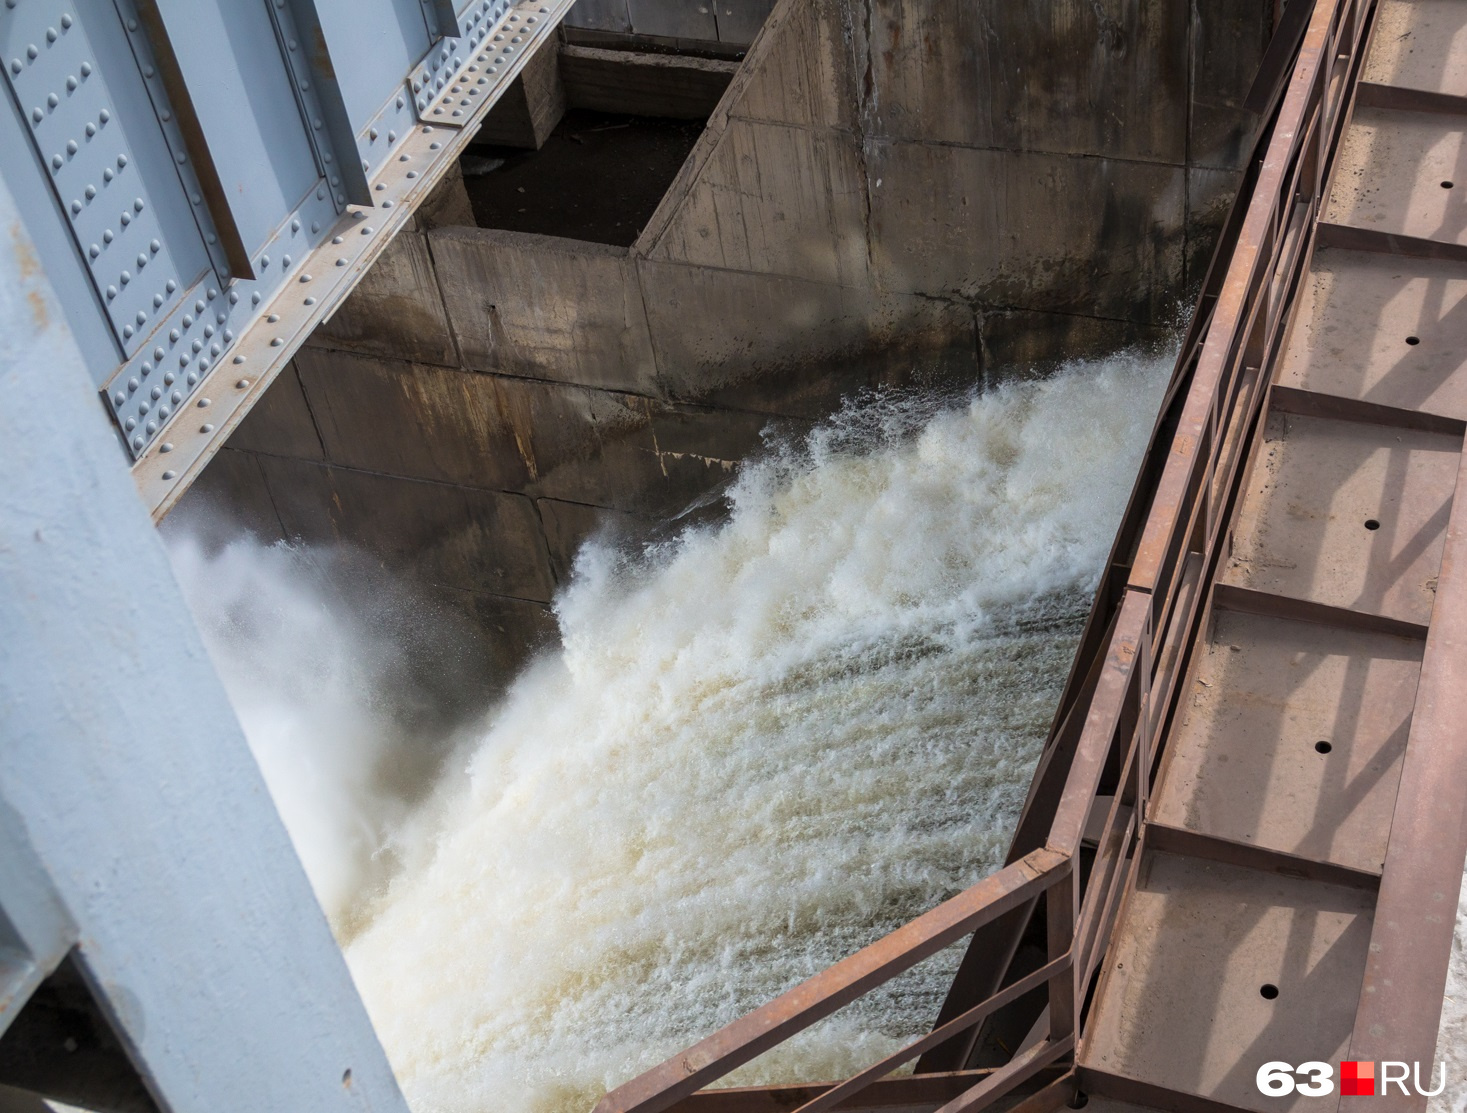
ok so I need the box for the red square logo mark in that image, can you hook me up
[1341,1061,1375,1096]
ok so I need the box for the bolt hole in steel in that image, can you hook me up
[1444,181,1455,189]
[1068,1092,1090,1110]
[1260,983,1280,1000]
[1316,740,1332,754]
[1406,335,1421,345]
[1365,519,1381,531]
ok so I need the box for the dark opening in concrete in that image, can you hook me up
[460,108,706,247]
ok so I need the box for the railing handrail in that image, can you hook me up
[592,846,1067,1113]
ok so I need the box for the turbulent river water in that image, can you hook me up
[164,349,1467,1113]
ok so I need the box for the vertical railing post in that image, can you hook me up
[1047,851,1079,1041]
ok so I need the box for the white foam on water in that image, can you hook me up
[331,352,1171,1113]
[164,346,1467,1113]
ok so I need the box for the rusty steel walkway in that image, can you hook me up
[589,2,1467,1112]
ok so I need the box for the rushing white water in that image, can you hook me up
[163,344,1467,1113]
[334,353,1171,1113]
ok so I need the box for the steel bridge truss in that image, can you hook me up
[1,0,573,520]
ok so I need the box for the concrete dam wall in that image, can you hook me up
[176,0,1279,682]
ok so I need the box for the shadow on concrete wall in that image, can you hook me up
[177,0,1274,682]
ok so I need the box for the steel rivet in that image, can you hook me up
[199,424,212,433]
[303,296,315,305]
[162,470,176,480]
[198,398,211,407]
[236,378,249,387]
[160,442,173,453]
[267,314,280,323]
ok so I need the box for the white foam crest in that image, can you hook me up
[342,352,1171,1113]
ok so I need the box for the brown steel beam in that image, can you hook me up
[1144,821,1381,892]
[1270,384,1467,436]
[1210,582,1430,640]
[1078,1067,1261,1113]
[661,1067,1066,1113]
[1355,81,1467,117]
[1342,441,1467,1110]
[1316,221,1467,263]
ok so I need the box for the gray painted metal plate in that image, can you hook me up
[130,0,573,516]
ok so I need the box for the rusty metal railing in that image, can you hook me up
[591,2,1376,1111]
